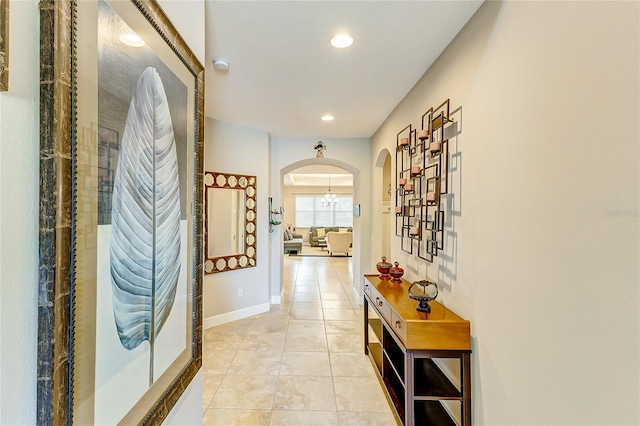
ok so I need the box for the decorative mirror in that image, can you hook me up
[204,172,257,273]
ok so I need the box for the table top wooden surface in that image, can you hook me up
[364,274,471,350]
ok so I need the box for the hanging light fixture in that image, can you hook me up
[314,141,326,158]
[322,174,337,207]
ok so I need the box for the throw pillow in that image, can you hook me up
[338,228,350,233]
[316,228,326,237]
[284,229,292,240]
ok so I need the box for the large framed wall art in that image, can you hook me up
[37,1,204,424]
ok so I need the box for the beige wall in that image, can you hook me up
[203,118,271,323]
[0,2,40,423]
[371,1,639,424]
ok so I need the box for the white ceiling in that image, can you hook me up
[204,1,483,139]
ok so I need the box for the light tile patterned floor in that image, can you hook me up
[203,255,396,426]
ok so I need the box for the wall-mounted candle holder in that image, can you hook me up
[426,191,437,205]
[395,98,454,261]
[404,183,414,193]
[429,141,442,154]
[396,125,413,154]
[418,129,429,140]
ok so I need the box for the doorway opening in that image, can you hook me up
[272,158,362,306]
[374,149,392,262]
[281,165,354,257]
[381,151,392,258]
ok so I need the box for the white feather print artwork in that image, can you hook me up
[110,66,181,386]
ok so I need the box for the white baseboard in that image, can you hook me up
[270,284,285,305]
[203,303,270,329]
[352,284,362,305]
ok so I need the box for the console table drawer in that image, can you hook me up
[363,280,372,297]
[391,310,407,342]
[370,287,392,322]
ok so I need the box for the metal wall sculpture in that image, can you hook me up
[396,99,453,262]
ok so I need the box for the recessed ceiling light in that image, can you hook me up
[330,33,353,49]
[322,115,334,121]
[119,33,145,47]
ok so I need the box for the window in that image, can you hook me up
[295,195,353,227]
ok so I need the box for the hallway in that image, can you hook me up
[202,255,395,425]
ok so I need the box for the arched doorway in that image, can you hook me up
[281,165,353,242]
[374,148,392,262]
[269,158,364,305]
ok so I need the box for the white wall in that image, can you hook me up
[0,1,40,424]
[0,1,205,424]
[203,118,271,324]
[270,137,371,302]
[371,1,639,424]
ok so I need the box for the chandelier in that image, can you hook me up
[322,174,336,207]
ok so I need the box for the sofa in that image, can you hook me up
[308,226,353,247]
[283,229,303,254]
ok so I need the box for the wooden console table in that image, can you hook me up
[363,274,472,425]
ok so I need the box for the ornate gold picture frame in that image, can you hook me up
[37,1,204,424]
[0,0,8,91]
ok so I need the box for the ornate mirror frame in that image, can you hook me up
[204,171,257,274]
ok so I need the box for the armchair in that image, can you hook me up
[326,231,353,256]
